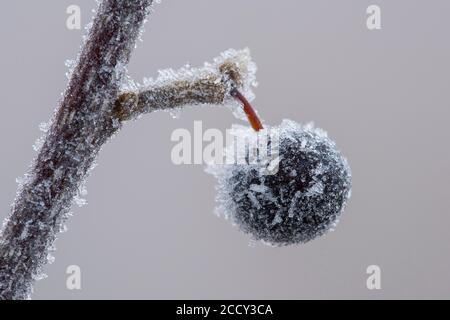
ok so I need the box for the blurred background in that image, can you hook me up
[0,0,449,299]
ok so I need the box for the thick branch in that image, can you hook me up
[0,0,153,300]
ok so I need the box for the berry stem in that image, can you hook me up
[231,89,263,131]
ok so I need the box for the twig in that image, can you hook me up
[114,49,256,121]
[0,0,256,300]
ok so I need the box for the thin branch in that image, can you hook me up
[0,1,257,300]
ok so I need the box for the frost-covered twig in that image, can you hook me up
[0,0,153,300]
[113,49,256,122]
[0,0,256,300]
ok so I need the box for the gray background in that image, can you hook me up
[0,0,449,299]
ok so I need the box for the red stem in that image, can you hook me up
[231,89,263,131]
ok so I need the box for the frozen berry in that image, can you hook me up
[207,120,351,246]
